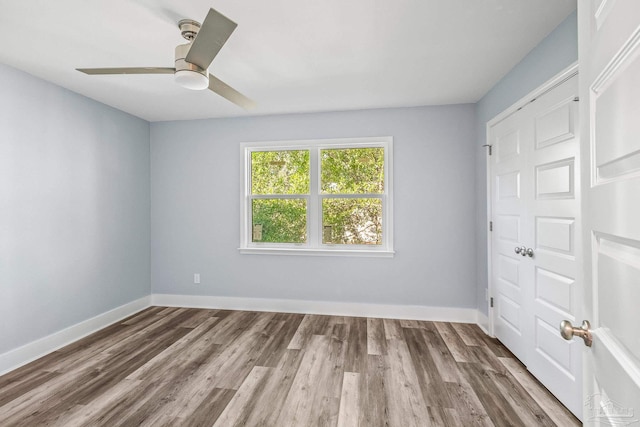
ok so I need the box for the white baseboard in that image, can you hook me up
[151,293,479,323]
[0,296,151,376]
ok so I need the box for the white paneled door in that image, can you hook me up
[490,107,531,364]
[490,73,582,416]
[578,0,640,424]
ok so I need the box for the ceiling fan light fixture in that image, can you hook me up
[174,69,209,90]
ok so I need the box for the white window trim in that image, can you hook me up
[239,136,394,257]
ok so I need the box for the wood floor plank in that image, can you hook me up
[0,308,579,427]
[452,322,483,346]
[201,312,277,390]
[358,355,390,427]
[287,314,334,350]
[75,327,194,406]
[469,326,514,358]
[175,387,236,427]
[123,310,272,427]
[233,349,305,426]
[337,372,360,427]
[383,338,431,427]
[52,322,131,355]
[399,319,423,328]
[0,321,130,385]
[122,329,254,424]
[207,310,262,346]
[125,315,221,381]
[0,351,116,423]
[310,314,334,335]
[45,308,194,376]
[488,368,556,426]
[459,363,524,427]
[63,379,168,427]
[6,326,194,426]
[287,314,316,350]
[444,381,493,427]
[309,323,348,426]
[255,313,304,368]
[177,308,218,328]
[403,327,453,408]
[120,306,167,325]
[366,317,386,356]
[422,328,463,383]
[434,321,476,363]
[276,334,333,426]
[67,316,224,426]
[427,406,464,426]
[500,357,580,427]
[0,370,61,407]
[211,366,272,427]
[150,306,177,318]
[343,316,366,374]
[383,318,403,340]
[211,349,305,427]
[469,345,509,374]
[0,349,67,387]
[133,369,232,426]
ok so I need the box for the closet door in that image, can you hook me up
[490,110,534,364]
[526,75,581,416]
[489,74,581,416]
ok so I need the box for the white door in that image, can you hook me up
[490,73,582,416]
[572,0,640,424]
[490,106,532,364]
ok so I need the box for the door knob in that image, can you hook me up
[559,320,592,347]
[525,248,534,257]
[514,246,526,255]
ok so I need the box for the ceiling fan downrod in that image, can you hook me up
[178,19,201,41]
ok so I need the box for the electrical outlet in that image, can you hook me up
[194,273,200,284]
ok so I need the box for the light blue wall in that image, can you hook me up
[0,63,151,354]
[475,11,578,315]
[151,105,477,309]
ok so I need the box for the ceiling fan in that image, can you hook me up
[77,8,254,110]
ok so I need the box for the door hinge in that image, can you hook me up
[489,221,493,231]
[573,96,580,102]
[482,144,492,155]
[490,297,494,308]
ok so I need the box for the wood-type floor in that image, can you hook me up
[0,307,579,426]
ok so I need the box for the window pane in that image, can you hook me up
[252,199,307,243]
[321,148,384,194]
[251,150,309,195]
[322,198,382,245]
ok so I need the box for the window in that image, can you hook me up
[240,137,393,257]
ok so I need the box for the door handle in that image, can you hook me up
[559,320,592,347]
[514,246,534,257]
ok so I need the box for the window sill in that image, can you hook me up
[238,247,395,258]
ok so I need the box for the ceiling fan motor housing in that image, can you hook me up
[174,43,209,90]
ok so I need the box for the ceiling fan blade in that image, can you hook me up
[77,67,175,75]
[208,74,255,110]
[186,8,237,70]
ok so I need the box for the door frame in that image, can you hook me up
[486,61,579,337]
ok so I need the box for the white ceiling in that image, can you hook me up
[0,0,576,122]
